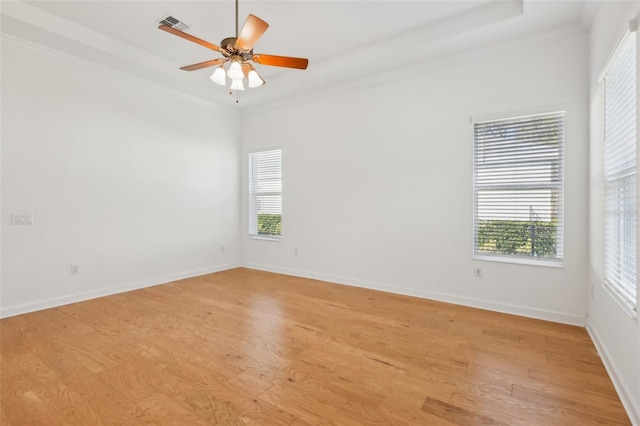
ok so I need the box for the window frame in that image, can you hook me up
[248,148,283,241]
[600,25,637,316]
[472,109,565,267]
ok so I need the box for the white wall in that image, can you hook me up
[241,32,590,325]
[0,37,241,317]
[587,2,640,424]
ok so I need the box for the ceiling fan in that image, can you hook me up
[158,0,309,97]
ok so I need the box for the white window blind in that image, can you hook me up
[473,111,564,263]
[603,29,637,311]
[249,149,282,239]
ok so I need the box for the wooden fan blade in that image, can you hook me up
[252,54,309,70]
[180,58,227,71]
[158,25,220,52]
[236,15,269,51]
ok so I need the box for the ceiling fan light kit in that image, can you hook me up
[230,79,245,91]
[247,68,265,88]
[210,65,227,85]
[227,59,244,81]
[158,0,308,102]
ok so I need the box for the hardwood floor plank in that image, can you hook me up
[421,395,506,425]
[466,361,625,411]
[0,373,32,400]
[54,403,109,426]
[377,395,460,426]
[323,375,384,408]
[182,390,244,425]
[238,397,299,425]
[257,383,348,424]
[528,364,621,397]
[2,391,62,425]
[386,371,453,407]
[57,371,145,425]
[0,406,12,426]
[0,268,631,425]
[329,363,391,396]
[135,392,209,426]
[33,377,108,426]
[98,362,168,402]
[511,384,630,425]
[31,377,84,413]
[331,399,396,425]
[5,352,60,386]
[447,391,534,425]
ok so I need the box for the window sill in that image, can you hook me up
[473,254,563,268]
[249,235,282,242]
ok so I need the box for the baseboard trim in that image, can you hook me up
[586,321,640,426]
[0,262,241,319]
[241,263,586,326]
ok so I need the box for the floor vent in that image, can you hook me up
[158,16,190,31]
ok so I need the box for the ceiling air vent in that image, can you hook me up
[158,16,190,32]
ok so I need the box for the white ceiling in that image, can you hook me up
[1,0,593,109]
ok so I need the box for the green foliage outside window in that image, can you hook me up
[258,214,282,236]
[477,219,557,257]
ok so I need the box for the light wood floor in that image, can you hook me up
[0,268,630,425]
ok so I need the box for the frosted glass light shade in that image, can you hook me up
[230,79,245,91]
[227,61,244,81]
[210,66,226,85]
[247,69,265,88]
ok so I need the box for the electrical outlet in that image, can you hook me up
[70,264,79,275]
[11,213,34,225]
[294,248,299,255]
[220,245,225,253]
[474,267,482,278]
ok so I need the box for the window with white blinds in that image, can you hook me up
[473,111,564,264]
[248,149,282,239]
[602,29,637,311]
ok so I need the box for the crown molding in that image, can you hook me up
[1,33,235,113]
[243,22,588,114]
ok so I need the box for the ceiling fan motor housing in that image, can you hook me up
[220,37,237,50]
[220,37,254,61]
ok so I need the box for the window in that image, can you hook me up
[248,149,282,239]
[473,111,564,264]
[602,28,637,312]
